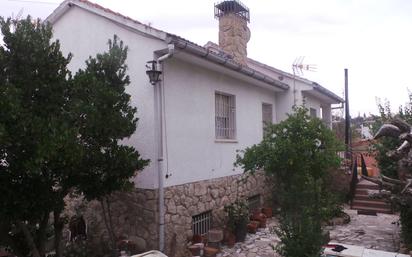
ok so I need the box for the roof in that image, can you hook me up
[46,0,288,91]
[247,56,343,103]
[46,0,343,99]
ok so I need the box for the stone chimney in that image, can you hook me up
[215,0,250,65]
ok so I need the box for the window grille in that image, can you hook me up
[310,108,317,118]
[215,92,236,139]
[248,194,261,213]
[262,103,273,136]
[192,211,212,236]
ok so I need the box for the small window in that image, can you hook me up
[248,194,261,214]
[215,92,236,139]
[192,211,212,236]
[262,103,273,136]
[310,108,317,118]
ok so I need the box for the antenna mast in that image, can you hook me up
[292,56,317,105]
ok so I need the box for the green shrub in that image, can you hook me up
[236,106,342,257]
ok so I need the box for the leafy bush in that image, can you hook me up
[224,199,249,232]
[235,106,342,257]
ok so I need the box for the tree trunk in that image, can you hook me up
[37,212,49,256]
[53,210,64,257]
[100,198,117,256]
[17,221,41,257]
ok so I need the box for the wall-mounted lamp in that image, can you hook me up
[146,60,162,85]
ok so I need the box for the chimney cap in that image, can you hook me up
[214,0,250,22]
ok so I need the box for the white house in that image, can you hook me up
[46,0,343,255]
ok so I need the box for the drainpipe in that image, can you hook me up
[154,44,174,252]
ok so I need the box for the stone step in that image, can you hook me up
[357,184,380,190]
[355,189,369,195]
[352,200,391,209]
[353,195,386,202]
[351,205,392,214]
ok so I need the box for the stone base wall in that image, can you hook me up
[163,171,272,257]
[81,188,159,255]
[76,171,272,256]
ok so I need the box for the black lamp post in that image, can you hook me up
[146,60,162,85]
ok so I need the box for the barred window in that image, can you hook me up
[262,103,273,136]
[215,92,236,139]
[192,211,212,236]
[248,194,261,213]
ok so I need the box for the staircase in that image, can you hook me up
[351,179,392,214]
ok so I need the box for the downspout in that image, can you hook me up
[154,44,174,252]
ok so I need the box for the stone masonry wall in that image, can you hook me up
[75,171,272,256]
[81,188,159,255]
[163,171,272,257]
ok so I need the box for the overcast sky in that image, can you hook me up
[1,0,412,117]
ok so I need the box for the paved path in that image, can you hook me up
[218,207,401,257]
[326,208,401,252]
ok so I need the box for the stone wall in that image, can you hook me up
[218,13,251,65]
[80,188,159,255]
[163,171,272,257]
[74,171,272,256]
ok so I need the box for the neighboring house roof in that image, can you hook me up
[46,0,343,99]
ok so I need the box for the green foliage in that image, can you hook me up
[236,106,342,257]
[0,16,148,257]
[224,199,249,232]
[400,205,412,248]
[370,100,399,178]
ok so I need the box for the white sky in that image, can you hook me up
[1,0,412,117]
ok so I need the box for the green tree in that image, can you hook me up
[0,17,148,257]
[235,106,342,257]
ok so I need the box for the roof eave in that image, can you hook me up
[166,35,289,91]
[312,82,344,103]
[45,0,167,41]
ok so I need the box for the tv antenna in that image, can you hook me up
[11,8,24,21]
[291,56,317,104]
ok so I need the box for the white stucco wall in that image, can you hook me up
[51,6,167,189]
[302,93,322,118]
[247,62,315,122]
[161,57,277,187]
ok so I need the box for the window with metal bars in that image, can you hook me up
[248,194,261,213]
[215,92,236,139]
[262,103,273,136]
[192,211,212,236]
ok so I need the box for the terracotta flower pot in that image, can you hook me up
[261,207,273,218]
[251,213,267,228]
[247,222,258,234]
[192,234,203,244]
[204,246,219,257]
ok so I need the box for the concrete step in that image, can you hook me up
[352,200,391,209]
[351,205,392,214]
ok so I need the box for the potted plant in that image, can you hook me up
[224,199,249,242]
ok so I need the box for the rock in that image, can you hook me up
[211,189,219,199]
[194,184,207,196]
